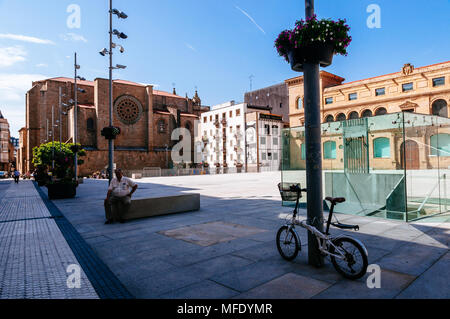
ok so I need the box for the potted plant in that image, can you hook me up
[275,15,351,71]
[32,142,86,199]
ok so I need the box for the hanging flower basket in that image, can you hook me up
[275,15,351,72]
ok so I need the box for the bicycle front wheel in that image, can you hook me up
[276,226,299,261]
[330,237,368,280]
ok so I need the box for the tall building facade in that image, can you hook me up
[22,77,209,175]
[244,83,290,123]
[287,61,450,127]
[0,110,14,172]
[199,101,284,171]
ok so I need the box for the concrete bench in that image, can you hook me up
[123,193,200,221]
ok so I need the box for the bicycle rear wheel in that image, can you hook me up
[276,226,300,261]
[330,237,368,280]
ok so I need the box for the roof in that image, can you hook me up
[0,110,3,119]
[36,77,186,99]
[153,90,186,99]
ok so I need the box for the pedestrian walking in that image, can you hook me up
[104,168,138,224]
[13,170,20,184]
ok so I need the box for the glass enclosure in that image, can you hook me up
[281,112,450,222]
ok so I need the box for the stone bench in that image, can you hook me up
[123,193,200,221]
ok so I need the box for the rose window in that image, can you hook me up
[114,95,143,125]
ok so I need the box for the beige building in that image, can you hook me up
[287,61,450,127]
[0,110,14,173]
[285,61,450,171]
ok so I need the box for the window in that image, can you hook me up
[262,153,266,160]
[86,118,95,131]
[274,152,278,160]
[323,141,336,159]
[375,107,387,116]
[402,82,413,92]
[297,97,303,110]
[430,134,450,157]
[264,124,270,135]
[373,137,391,158]
[210,115,212,121]
[325,115,334,123]
[222,113,226,119]
[336,113,346,122]
[272,125,279,135]
[349,93,357,101]
[158,119,166,133]
[362,109,373,118]
[260,137,266,145]
[203,117,207,123]
[229,126,233,133]
[325,97,333,105]
[301,144,306,160]
[273,137,278,145]
[432,77,445,87]
[229,111,233,118]
[236,109,241,116]
[375,88,385,96]
[432,99,448,117]
[280,103,283,108]
[348,111,359,120]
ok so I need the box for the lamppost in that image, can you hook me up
[74,52,86,181]
[303,0,324,267]
[99,0,128,183]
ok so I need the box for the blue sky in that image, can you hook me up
[0,0,449,135]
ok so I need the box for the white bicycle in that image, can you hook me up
[276,184,368,280]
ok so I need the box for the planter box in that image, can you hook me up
[288,42,334,72]
[47,183,77,200]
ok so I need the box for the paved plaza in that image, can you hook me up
[0,172,449,299]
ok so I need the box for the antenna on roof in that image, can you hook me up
[249,75,254,92]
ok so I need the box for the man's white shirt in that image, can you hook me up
[108,177,137,197]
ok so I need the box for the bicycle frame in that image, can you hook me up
[287,187,365,260]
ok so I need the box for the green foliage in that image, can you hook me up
[32,142,86,180]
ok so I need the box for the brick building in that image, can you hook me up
[0,110,15,173]
[21,77,209,176]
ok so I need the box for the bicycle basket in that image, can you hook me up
[278,182,301,202]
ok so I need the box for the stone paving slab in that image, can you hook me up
[314,269,416,299]
[396,251,450,299]
[159,221,267,247]
[235,273,331,299]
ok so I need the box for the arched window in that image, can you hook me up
[348,111,359,120]
[158,119,166,133]
[323,141,337,159]
[336,113,346,122]
[373,137,391,158]
[325,115,334,123]
[431,99,448,118]
[297,97,303,110]
[301,143,306,160]
[86,118,94,131]
[362,109,373,118]
[430,134,450,157]
[375,107,387,116]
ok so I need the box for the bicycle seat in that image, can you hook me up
[331,222,359,231]
[325,197,346,204]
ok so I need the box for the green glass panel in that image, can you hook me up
[374,137,390,158]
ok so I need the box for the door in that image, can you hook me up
[401,140,420,170]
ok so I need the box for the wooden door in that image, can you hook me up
[401,140,420,170]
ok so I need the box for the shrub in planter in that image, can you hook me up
[275,15,351,71]
[32,142,86,198]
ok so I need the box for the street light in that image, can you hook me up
[73,52,86,183]
[99,0,128,183]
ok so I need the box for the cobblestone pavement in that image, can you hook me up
[52,172,449,299]
[0,180,98,299]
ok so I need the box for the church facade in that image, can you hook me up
[21,77,209,176]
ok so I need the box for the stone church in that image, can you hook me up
[20,77,209,176]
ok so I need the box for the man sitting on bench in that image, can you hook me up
[104,168,138,224]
